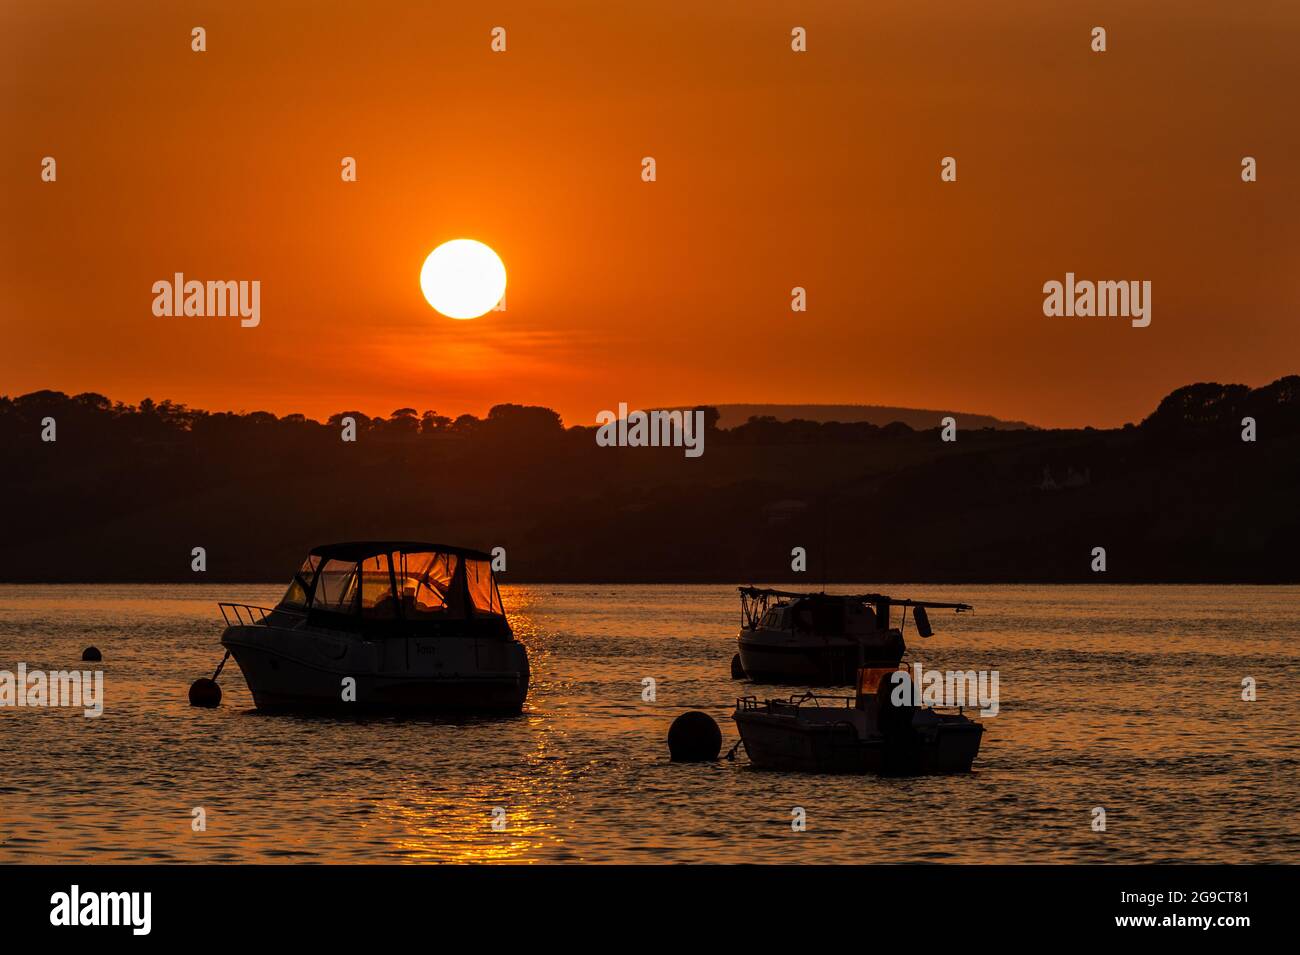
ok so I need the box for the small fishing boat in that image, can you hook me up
[218,541,528,713]
[735,587,972,684]
[732,668,984,775]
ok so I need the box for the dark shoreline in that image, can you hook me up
[4,377,1299,585]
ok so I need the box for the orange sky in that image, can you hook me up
[3,1,1298,428]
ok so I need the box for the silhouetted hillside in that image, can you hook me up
[694,403,1033,431]
[1,380,1297,583]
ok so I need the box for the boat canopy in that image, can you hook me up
[277,541,505,628]
[739,586,972,631]
[308,541,494,562]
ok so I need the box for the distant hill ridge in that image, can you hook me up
[2,376,1297,582]
[673,404,1033,431]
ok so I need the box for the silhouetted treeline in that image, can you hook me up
[2,378,1298,583]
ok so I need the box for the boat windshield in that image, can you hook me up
[792,597,848,634]
[314,558,360,614]
[279,555,321,610]
[275,545,505,623]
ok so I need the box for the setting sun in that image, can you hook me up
[419,239,506,320]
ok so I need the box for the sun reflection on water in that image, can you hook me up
[365,587,578,863]
[374,766,557,861]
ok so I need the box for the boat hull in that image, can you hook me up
[737,629,905,685]
[913,722,984,774]
[733,708,983,775]
[733,710,880,773]
[221,625,529,714]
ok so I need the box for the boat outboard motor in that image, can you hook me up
[875,670,920,776]
[875,670,915,732]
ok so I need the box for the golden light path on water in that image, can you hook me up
[301,594,576,864]
[0,584,1297,863]
[373,598,569,862]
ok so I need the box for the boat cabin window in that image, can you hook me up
[392,551,458,618]
[279,555,320,610]
[465,558,504,615]
[293,546,504,625]
[760,608,789,629]
[314,558,359,615]
[360,555,397,619]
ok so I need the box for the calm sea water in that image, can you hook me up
[0,584,1296,864]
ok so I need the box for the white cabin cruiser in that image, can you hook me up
[733,667,984,775]
[735,587,972,685]
[220,541,528,713]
